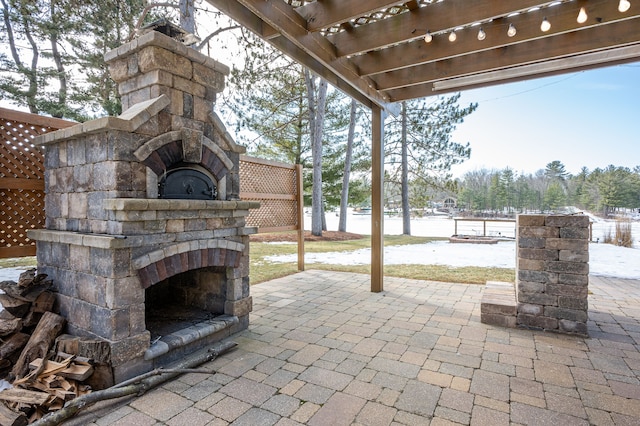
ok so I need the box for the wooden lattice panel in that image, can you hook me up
[239,156,301,232]
[0,108,73,257]
[0,117,45,180]
[0,188,45,257]
[239,157,296,195]
[245,199,298,230]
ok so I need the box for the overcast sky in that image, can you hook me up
[449,61,640,178]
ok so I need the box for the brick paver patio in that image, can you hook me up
[64,271,640,425]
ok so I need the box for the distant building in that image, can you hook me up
[443,198,457,209]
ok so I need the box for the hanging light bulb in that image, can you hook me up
[448,31,457,42]
[507,23,517,37]
[477,28,486,41]
[540,17,551,32]
[619,0,631,12]
[424,30,433,43]
[577,7,588,23]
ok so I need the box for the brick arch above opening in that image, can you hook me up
[133,128,234,182]
[134,239,245,289]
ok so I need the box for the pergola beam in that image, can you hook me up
[328,0,552,57]
[386,44,640,100]
[233,0,394,109]
[355,1,640,77]
[374,17,640,92]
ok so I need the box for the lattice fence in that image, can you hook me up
[239,155,303,233]
[0,108,73,258]
[0,108,302,259]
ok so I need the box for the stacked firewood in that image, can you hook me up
[0,269,94,425]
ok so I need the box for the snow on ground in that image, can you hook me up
[2,211,638,281]
[263,211,640,279]
[0,267,27,282]
[317,209,640,248]
[265,240,640,279]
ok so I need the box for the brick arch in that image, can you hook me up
[134,240,245,289]
[133,128,234,182]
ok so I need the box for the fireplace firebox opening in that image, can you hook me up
[145,267,226,340]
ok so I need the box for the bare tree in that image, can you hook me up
[305,70,328,236]
[179,0,195,33]
[339,99,358,232]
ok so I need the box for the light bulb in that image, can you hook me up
[424,31,433,43]
[619,0,631,12]
[577,7,588,23]
[540,17,551,32]
[448,31,457,42]
[477,28,486,41]
[507,24,517,37]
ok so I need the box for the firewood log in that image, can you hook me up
[17,270,36,287]
[10,312,65,382]
[0,402,27,426]
[0,388,49,405]
[54,336,110,364]
[0,278,52,302]
[0,333,29,359]
[0,310,15,321]
[0,318,23,337]
[0,295,31,318]
[30,292,55,314]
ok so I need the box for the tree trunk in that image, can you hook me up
[49,1,67,118]
[1,0,40,113]
[321,202,327,231]
[401,102,411,235]
[339,99,357,232]
[305,71,328,237]
[179,0,196,33]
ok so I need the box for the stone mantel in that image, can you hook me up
[103,198,260,212]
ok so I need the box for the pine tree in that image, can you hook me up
[385,94,477,234]
[0,0,148,119]
[224,36,371,234]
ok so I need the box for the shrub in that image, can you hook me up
[604,219,633,247]
[615,219,633,248]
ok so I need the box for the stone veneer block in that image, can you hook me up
[515,214,589,336]
[481,281,517,328]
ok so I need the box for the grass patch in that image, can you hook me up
[0,257,36,269]
[250,235,515,285]
[2,237,516,286]
[307,264,514,285]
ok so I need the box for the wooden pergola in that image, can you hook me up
[204,0,640,292]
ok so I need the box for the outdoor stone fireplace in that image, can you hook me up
[28,30,258,383]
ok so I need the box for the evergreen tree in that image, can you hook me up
[224,37,371,233]
[543,182,566,212]
[385,94,477,234]
[0,0,147,120]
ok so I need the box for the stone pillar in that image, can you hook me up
[516,214,589,335]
